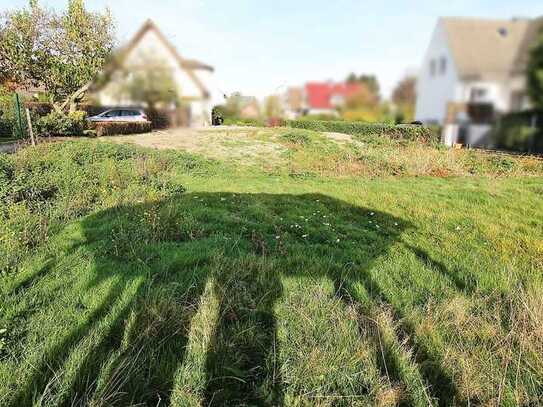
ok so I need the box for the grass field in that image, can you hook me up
[1,128,542,406]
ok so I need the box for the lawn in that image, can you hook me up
[0,129,542,406]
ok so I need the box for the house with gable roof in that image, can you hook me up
[415,16,543,146]
[91,20,220,127]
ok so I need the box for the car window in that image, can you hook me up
[104,110,120,117]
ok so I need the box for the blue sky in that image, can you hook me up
[2,0,542,99]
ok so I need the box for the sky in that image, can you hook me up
[2,0,542,100]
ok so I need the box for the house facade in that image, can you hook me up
[415,17,542,145]
[91,20,220,127]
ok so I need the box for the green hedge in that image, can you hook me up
[90,121,152,137]
[285,119,440,143]
[491,111,543,153]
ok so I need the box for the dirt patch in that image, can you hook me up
[100,127,288,166]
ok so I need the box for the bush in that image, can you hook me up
[0,87,18,138]
[36,110,87,137]
[285,119,439,143]
[491,111,543,153]
[89,121,152,137]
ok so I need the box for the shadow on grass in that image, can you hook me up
[9,192,461,406]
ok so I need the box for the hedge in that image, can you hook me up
[89,121,152,137]
[491,110,543,153]
[285,119,440,143]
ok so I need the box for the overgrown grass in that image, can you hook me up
[1,139,542,406]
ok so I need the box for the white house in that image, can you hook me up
[92,20,222,127]
[415,17,542,145]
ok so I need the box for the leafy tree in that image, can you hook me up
[224,92,243,118]
[121,60,179,110]
[527,25,543,110]
[264,95,283,118]
[0,0,115,111]
[358,74,380,98]
[392,76,417,122]
[346,73,380,102]
[345,83,379,109]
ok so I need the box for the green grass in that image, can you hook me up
[1,138,542,406]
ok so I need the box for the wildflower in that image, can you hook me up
[336,238,340,243]
[302,234,308,238]
[221,197,226,201]
[394,222,398,226]
[456,226,461,231]
[275,235,280,239]
[370,212,375,216]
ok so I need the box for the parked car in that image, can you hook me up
[87,108,149,122]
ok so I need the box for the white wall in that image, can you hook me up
[415,20,461,124]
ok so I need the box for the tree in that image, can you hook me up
[358,74,380,98]
[0,0,115,111]
[121,59,179,110]
[392,76,416,106]
[345,83,379,109]
[264,95,283,118]
[527,25,543,110]
[346,73,380,102]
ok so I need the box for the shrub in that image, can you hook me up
[491,110,543,153]
[36,110,88,137]
[89,121,152,137]
[285,119,439,143]
[0,87,18,138]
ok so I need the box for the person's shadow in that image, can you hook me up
[10,192,425,406]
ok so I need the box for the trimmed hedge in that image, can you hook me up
[89,121,152,137]
[285,119,440,143]
[491,110,543,153]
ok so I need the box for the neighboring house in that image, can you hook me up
[416,16,543,146]
[285,81,362,117]
[239,96,261,119]
[91,20,219,127]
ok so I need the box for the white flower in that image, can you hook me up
[456,226,461,231]
[336,238,340,242]
[370,212,375,216]
[221,198,226,201]
[275,235,280,239]
[302,234,308,238]
[394,222,398,226]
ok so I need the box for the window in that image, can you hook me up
[430,59,436,77]
[439,57,447,74]
[470,88,488,102]
[104,110,120,117]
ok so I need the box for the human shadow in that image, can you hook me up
[9,192,459,406]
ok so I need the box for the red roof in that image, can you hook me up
[305,82,362,109]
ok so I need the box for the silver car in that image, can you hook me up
[87,108,149,122]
